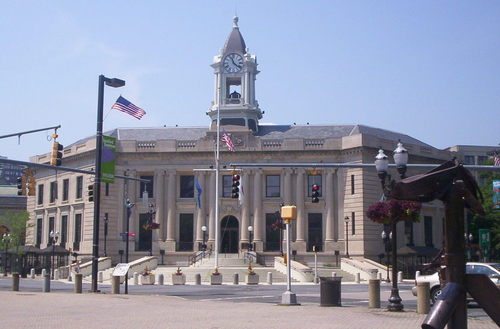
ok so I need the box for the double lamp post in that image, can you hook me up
[374,141,408,312]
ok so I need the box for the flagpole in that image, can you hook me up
[215,84,221,269]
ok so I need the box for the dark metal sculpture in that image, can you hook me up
[389,159,499,329]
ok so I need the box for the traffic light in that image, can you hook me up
[88,184,94,202]
[17,176,26,196]
[311,184,320,203]
[50,141,63,166]
[231,174,240,199]
[27,173,36,196]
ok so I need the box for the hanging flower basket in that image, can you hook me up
[366,199,422,224]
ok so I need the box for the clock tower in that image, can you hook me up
[207,16,263,133]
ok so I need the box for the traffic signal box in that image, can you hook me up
[50,141,63,166]
[231,174,240,198]
[27,173,36,196]
[311,184,320,203]
[17,176,27,196]
[88,184,94,202]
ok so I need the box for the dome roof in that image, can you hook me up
[223,16,246,55]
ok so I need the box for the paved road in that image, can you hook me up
[0,276,494,327]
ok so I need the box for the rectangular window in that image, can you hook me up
[49,181,57,203]
[179,175,194,198]
[351,212,355,235]
[307,174,322,197]
[48,217,55,242]
[61,215,68,248]
[222,175,232,198]
[76,176,83,199]
[405,220,414,246]
[307,213,323,252]
[266,175,281,198]
[178,213,194,251]
[351,175,355,194]
[477,156,488,165]
[73,214,82,251]
[62,179,69,201]
[140,175,154,199]
[463,155,475,165]
[36,218,43,248]
[37,184,44,205]
[424,216,433,247]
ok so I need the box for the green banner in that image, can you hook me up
[479,228,490,256]
[101,135,116,183]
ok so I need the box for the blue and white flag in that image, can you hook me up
[195,178,203,208]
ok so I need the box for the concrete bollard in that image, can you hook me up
[267,272,272,285]
[332,272,337,278]
[43,273,50,293]
[112,276,120,294]
[195,273,201,285]
[54,269,59,280]
[368,279,381,308]
[12,273,20,291]
[397,271,403,283]
[233,273,239,285]
[74,274,83,293]
[98,271,103,283]
[41,269,47,278]
[30,268,35,279]
[417,282,430,314]
[158,274,164,286]
[355,272,361,283]
[133,272,139,285]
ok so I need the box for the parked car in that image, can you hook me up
[412,262,500,304]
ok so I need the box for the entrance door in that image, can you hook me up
[220,216,239,253]
[308,213,323,252]
[138,213,153,252]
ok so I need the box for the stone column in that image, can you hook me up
[165,170,176,252]
[239,172,250,243]
[208,171,216,245]
[283,169,293,205]
[295,169,306,251]
[253,170,263,251]
[195,172,206,244]
[153,169,165,251]
[324,169,335,251]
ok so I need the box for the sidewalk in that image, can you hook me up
[1,291,497,329]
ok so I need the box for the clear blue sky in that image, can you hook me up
[2,1,499,161]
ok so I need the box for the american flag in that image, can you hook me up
[221,132,235,152]
[111,96,146,120]
[494,153,500,167]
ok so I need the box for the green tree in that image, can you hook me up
[471,170,500,260]
[0,210,29,251]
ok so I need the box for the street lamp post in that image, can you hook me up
[248,225,254,252]
[104,213,109,257]
[344,216,350,258]
[2,233,11,276]
[381,229,391,283]
[49,230,59,280]
[125,199,134,295]
[375,141,408,312]
[91,75,125,293]
[201,225,207,258]
[465,233,473,261]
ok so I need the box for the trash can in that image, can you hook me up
[320,276,342,306]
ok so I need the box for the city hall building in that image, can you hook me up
[25,17,457,266]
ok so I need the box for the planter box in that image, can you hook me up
[171,274,186,285]
[210,274,223,285]
[141,274,155,285]
[245,274,259,285]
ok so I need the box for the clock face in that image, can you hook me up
[223,53,243,73]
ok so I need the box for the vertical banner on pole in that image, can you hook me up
[493,180,500,210]
[101,135,116,183]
